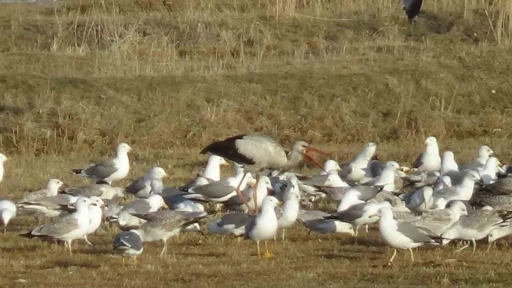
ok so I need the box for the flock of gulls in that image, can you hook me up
[1,134,512,266]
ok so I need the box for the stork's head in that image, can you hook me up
[293,141,330,171]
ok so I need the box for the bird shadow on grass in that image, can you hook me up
[50,259,102,269]
[174,251,227,258]
[318,253,363,261]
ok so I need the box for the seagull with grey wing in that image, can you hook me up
[413,136,441,172]
[433,170,480,203]
[408,200,468,236]
[181,164,255,204]
[370,205,437,266]
[297,209,355,236]
[20,196,93,254]
[441,208,512,253]
[115,194,168,231]
[125,167,169,198]
[338,142,377,183]
[113,229,144,265]
[62,183,125,201]
[132,209,208,257]
[73,143,132,185]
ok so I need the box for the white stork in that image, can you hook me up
[200,134,329,212]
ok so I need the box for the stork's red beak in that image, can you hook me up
[304,146,330,171]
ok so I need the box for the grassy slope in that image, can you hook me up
[1,0,512,287]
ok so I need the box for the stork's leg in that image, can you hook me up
[235,172,251,212]
[282,229,286,242]
[365,225,369,233]
[408,248,414,262]
[472,239,477,253]
[252,175,261,214]
[133,257,137,265]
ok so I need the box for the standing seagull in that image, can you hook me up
[0,153,8,184]
[413,136,441,172]
[20,197,92,254]
[201,134,328,211]
[244,196,282,259]
[371,206,436,266]
[73,143,132,185]
[113,230,144,265]
[401,0,423,22]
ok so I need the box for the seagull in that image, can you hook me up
[433,170,480,202]
[178,155,229,190]
[17,194,77,219]
[364,161,399,192]
[20,196,92,254]
[405,186,434,214]
[440,151,462,184]
[182,164,255,204]
[441,209,512,252]
[125,167,169,198]
[244,196,282,259]
[0,199,16,233]
[207,212,254,237]
[113,229,144,265]
[115,194,168,230]
[0,153,8,184]
[62,183,125,200]
[297,210,355,236]
[409,200,468,236]
[478,157,499,185]
[325,200,392,239]
[276,175,301,241]
[18,179,66,203]
[320,159,341,175]
[371,206,437,265]
[133,210,208,257]
[462,145,495,171]
[83,196,105,246]
[413,136,441,172]
[73,143,132,185]
[339,142,377,182]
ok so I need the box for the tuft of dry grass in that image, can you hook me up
[1,0,512,286]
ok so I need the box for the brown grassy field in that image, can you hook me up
[1,0,512,286]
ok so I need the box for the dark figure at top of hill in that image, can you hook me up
[401,0,423,22]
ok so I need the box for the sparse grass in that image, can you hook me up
[1,0,512,286]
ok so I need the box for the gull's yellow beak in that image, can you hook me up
[162,203,169,209]
[221,161,231,167]
[368,214,379,219]
[163,173,170,179]
[277,200,284,206]
[498,161,504,167]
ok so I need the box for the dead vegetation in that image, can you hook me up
[1,0,512,286]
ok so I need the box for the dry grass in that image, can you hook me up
[1,0,512,286]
